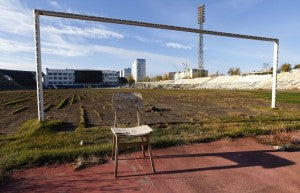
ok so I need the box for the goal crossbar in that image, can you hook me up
[36,9,277,42]
[33,9,279,121]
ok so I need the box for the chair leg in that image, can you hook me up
[114,136,119,178]
[141,137,145,157]
[146,135,156,173]
[112,135,116,160]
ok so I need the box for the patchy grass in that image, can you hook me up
[256,131,298,151]
[253,90,300,104]
[1,97,31,107]
[44,104,54,112]
[0,119,111,183]
[1,113,300,183]
[69,94,76,105]
[1,89,300,183]
[10,106,29,115]
[56,96,70,109]
[76,94,82,102]
[77,105,86,130]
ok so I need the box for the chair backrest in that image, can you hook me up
[112,92,143,111]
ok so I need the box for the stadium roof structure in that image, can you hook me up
[0,69,39,90]
[33,9,279,121]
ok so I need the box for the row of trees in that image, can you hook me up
[280,63,300,72]
[119,75,168,85]
[227,63,300,76]
[142,74,173,82]
[121,63,300,83]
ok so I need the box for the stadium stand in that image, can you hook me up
[0,71,22,90]
[134,69,300,90]
[0,69,38,90]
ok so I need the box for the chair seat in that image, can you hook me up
[111,125,153,137]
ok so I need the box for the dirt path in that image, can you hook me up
[2,136,299,193]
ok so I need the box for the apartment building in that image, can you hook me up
[132,59,146,82]
[120,68,131,79]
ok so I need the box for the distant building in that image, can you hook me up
[164,72,176,80]
[46,68,75,86]
[45,68,119,87]
[174,69,208,80]
[120,68,131,79]
[102,70,119,85]
[132,59,146,82]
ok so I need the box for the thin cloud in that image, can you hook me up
[48,0,61,9]
[0,37,33,53]
[41,33,186,64]
[130,35,163,44]
[0,54,34,71]
[42,24,124,40]
[0,0,32,35]
[92,45,186,64]
[166,42,192,50]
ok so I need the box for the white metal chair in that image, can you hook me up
[111,92,155,178]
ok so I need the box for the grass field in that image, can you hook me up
[0,89,300,182]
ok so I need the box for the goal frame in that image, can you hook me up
[33,9,279,121]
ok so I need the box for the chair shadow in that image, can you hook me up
[119,148,298,178]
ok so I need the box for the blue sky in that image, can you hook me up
[0,0,299,76]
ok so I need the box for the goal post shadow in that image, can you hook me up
[33,9,279,121]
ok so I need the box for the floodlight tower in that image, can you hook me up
[198,4,205,70]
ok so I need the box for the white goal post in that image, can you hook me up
[33,9,279,121]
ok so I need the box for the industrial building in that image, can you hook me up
[132,59,146,82]
[45,68,119,87]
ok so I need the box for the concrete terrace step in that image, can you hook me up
[135,69,300,90]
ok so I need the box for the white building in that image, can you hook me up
[45,68,119,87]
[132,59,146,82]
[102,70,119,85]
[45,68,75,86]
[120,68,131,79]
[174,69,208,80]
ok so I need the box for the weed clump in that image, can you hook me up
[69,94,76,105]
[73,155,106,171]
[77,105,86,131]
[256,131,298,151]
[76,94,82,102]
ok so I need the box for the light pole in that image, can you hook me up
[198,4,205,70]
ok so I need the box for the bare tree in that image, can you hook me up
[228,67,241,75]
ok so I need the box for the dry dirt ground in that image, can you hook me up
[1,136,299,193]
[1,89,299,134]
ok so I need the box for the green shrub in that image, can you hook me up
[281,63,292,72]
[228,67,241,75]
[294,64,300,69]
